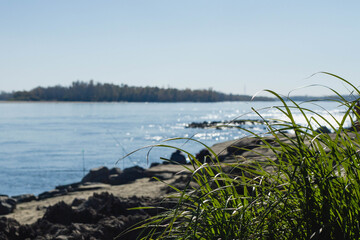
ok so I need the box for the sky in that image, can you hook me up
[1,1,360,96]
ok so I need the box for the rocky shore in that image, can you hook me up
[0,135,291,239]
[0,162,192,240]
[186,119,274,129]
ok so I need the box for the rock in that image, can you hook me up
[38,189,65,200]
[109,167,122,175]
[55,182,82,192]
[186,121,209,128]
[108,166,146,185]
[0,196,16,215]
[162,175,197,194]
[77,192,141,217]
[196,149,212,163]
[71,198,86,207]
[123,165,145,178]
[169,150,186,164]
[0,201,14,215]
[227,137,263,156]
[107,168,123,185]
[186,119,267,129]
[42,201,74,225]
[71,183,105,192]
[149,162,161,168]
[108,174,122,185]
[81,166,110,184]
[12,194,37,203]
[0,192,175,239]
[0,217,22,239]
[241,147,274,158]
[77,166,146,186]
[315,126,331,134]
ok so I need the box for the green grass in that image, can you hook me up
[125,72,360,239]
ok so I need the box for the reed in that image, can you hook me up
[125,73,360,239]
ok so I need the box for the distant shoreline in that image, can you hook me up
[0,97,343,103]
[0,100,273,103]
[2,81,350,102]
[0,80,274,102]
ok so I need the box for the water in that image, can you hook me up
[0,101,348,196]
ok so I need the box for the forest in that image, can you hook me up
[0,81,274,102]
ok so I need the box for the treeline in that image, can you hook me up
[0,91,12,101]
[290,95,354,102]
[1,81,274,102]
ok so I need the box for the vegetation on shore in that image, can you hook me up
[0,81,274,102]
[126,73,360,239]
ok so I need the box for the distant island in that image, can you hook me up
[0,81,351,102]
[0,81,274,102]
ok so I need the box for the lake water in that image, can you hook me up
[0,101,348,196]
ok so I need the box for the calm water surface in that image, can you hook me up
[0,101,346,196]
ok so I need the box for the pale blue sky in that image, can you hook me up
[1,1,360,96]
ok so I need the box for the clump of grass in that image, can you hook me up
[125,73,360,239]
